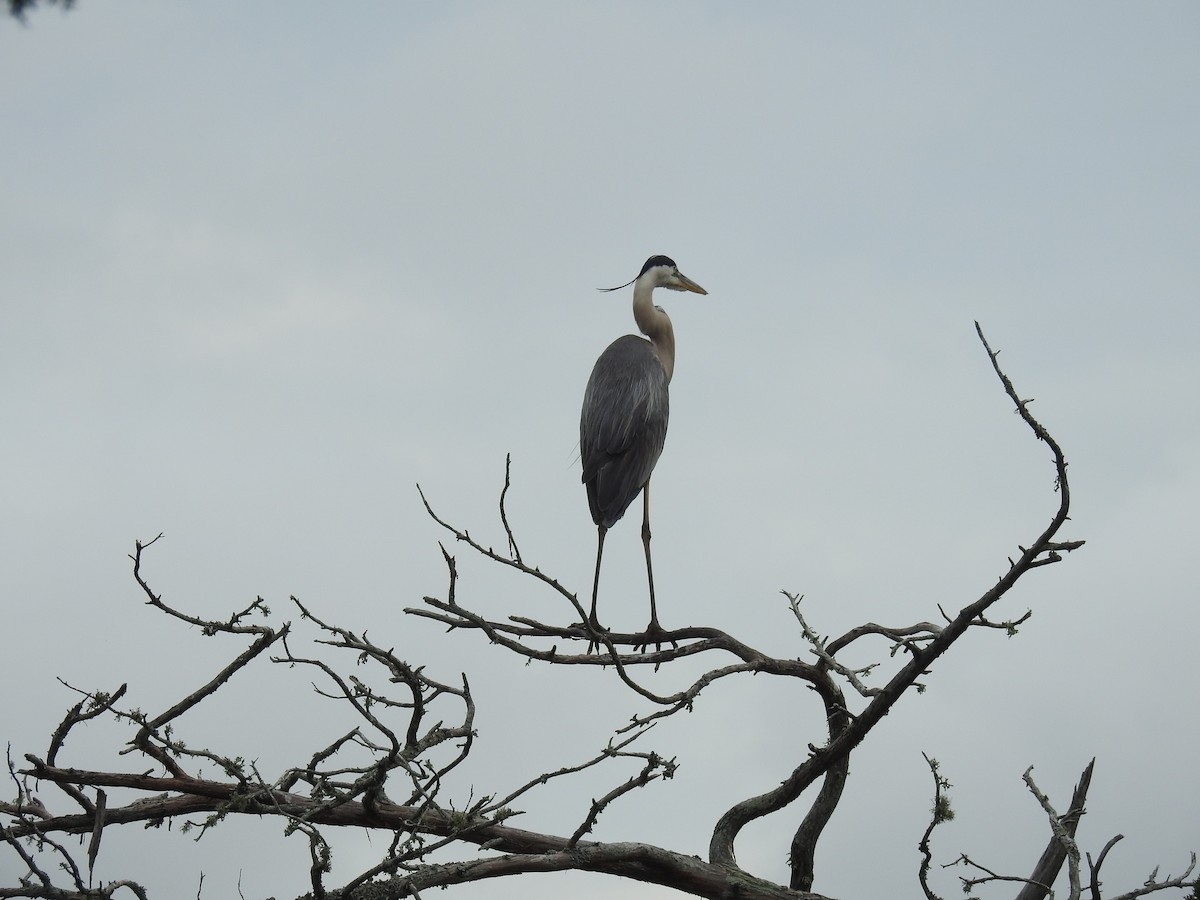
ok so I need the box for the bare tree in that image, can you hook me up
[2,326,1195,900]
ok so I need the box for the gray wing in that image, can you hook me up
[580,335,669,529]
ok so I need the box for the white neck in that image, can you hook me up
[632,277,675,383]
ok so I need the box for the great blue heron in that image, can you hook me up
[580,255,707,643]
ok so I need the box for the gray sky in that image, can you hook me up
[2,3,1198,899]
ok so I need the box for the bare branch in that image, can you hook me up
[43,681,127,814]
[130,534,274,637]
[711,325,1085,877]
[946,854,1050,896]
[568,748,677,846]
[125,625,284,778]
[415,484,589,625]
[11,764,833,900]
[788,592,886,697]
[1015,759,1095,900]
[917,754,951,900]
[1023,765,1084,900]
[499,452,522,562]
[12,328,1172,900]
[1089,835,1125,900]
[1108,853,1198,900]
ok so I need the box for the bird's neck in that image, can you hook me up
[633,280,675,383]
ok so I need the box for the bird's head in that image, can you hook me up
[599,255,707,295]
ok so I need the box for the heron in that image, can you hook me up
[579,255,707,644]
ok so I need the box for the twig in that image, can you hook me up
[569,749,677,846]
[948,853,1050,895]
[499,452,522,562]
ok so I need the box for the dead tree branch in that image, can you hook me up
[9,327,1195,900]
[1015,760,1096,900]
[400,326,1088,895]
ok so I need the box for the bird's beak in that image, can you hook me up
[677,272,708,295]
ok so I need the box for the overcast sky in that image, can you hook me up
[2,4,1198,899]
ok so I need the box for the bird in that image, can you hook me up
[579,255,707,645]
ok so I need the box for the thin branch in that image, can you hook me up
[499,452,522,563]
[130,534,274,637]
[482,725,657,819]
[917,754,951,900]
[43,682,127,814]
[415,484,588,624]
[1108,853,1197,900]
[788,592,885,696]
[1089,835,1125,900]
[126,625,284,777]
[568,749,677,846]
[947,854,1050,896]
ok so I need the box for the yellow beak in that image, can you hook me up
[677,272,708,295]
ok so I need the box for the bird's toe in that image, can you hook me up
[634,621,678,654]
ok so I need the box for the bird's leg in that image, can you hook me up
[585,525,608,651]
[637,480,676,653]
[641,481,659,628]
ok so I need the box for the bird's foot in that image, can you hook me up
[634,620,678,654]
[575,616,608,654]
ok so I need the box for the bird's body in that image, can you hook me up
[580,334,669,528]
[579,255,706,642]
